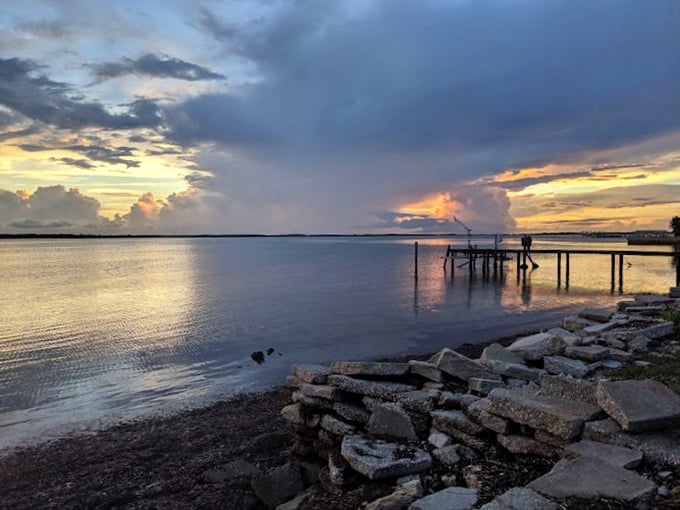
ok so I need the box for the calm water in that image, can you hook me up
[0,236,676,448]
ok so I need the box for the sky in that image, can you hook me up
[0,0,679,235]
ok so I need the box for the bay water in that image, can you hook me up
[0,235,676,448]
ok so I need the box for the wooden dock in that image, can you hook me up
[439,245,680,290]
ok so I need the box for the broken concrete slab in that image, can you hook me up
[479,487,560,510]
[538,374,597,404]
[409,486,478,510]
[333,402,371,424]
[564,439,642,468]
[602,347,634,362]
[432,445,461,466]
[479,343,525,368]
[582,321,620,335]
[469,377,505,395]
[365,479,423,510]
[543,355,589,378]
[409,360,443,382]
[428,431,453,448]
[328,375,417,400]
[292,390,335,411]
[340,435,432,480]
[547,327,582,346]
[300,383,348,401]
[637,321,675,339]
[466,399,512,434]
[578,307,613,323]
[583,418,680,467]
[320,414,355,436]
[487,387,602,439]
[496,434,558,457]
[393,390,439,414]
[563,315,596,332]
[431,410,486,437]
[331,361,410,377]
[635,294,676,306]
[431,348,501,381]
[528,457,655,503]
[291,364,330,384]
[563,345,609,362]
[628,335,651,353]
[507,332,565,361]
[368,402,418,441]
[596,379,680,432]
[438,392,481,410]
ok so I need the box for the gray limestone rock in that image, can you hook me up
[393,390,439,414]
[365,479,423,510]
[582,321,620,335]
[578,307,613,323]
[291,364,330,384]
[281,403,306,427]
[466,399,511,434]
[603,346,634,362]
[528,457,655,503]
[341,435,432,480]
[333,402,371,424]
[328,375,417,400]
[409,360,443,382]
[507,333,565,361]
[626,306,666,316]
[428,431,453,448]
[320,414,356,436]
[369,402,418,441]
[564,439,642,468]
[543,355,589,378]
[331,361,410,377]
[563,315,596,332]
[547,327,582,347]
[628,335,651,353]
[596,379,680,432]
[431,348,501,381]
[637,321,675,339]
[563,345,609,362]
[284,375,304,389]
[469,377,505,395]
[431,410,486,437]
[583,418,680,467]
[486,387,602,440]
[300,383,348,401]
[292,390,335,411]
[496,434,558,457]
[438,392,481,410]
[634,294,676,306]
[479,487,560,510]
[479,343,525,368]
[251,462,305,509]
[409,487,478,510]
[433,445,461,466]
[430,424,487,450]
[534,429,568,448]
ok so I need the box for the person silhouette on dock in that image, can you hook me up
[521,235,539,269]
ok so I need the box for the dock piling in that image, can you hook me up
[414,242,418,281]
[557,251,562,287]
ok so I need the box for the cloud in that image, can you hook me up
[89,53,225,83]
[0,57,162,130]
[50,157,95,169]
[10,219,73,229]
[21,142,140,167]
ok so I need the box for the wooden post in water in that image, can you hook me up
[676,254,680,287]
[443,245,451,271]
[565,252,570,288]
[414,242,419,281]
[557,251,562,287]
[619,253,624,291]
[610,253,615,291]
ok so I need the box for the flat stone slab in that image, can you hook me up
[563,345,609,362]
[333,402,371,424]
[487,388,602,439]
[341,435,431,480]
[291,364,330,384]
[539,374,597,404]
[369,402,417,441]
[300,383,348,401]
[320,414,355,435]
[393,390,439,414]
[578,307,613,323]
[480,343,525,368]
[528,457,655,503]
[564,439,642,468]
[582,321,620,335]
[328,375,417,400]
[409,486,478,510]
[637,321,675,339]
[596,379,680,432]
[563,315,596,332]
[547,327,582,346]
[431,348,500,381]
[466,398,511,434]
[409,360,443,382]
[469,377,505,395]
[331,361,410,377]
[431,410,486,437]
[584,418,680,467]
[496,434,557,457]
[480,487,560,510]
[507,333,565,361]
[543,355,589,378]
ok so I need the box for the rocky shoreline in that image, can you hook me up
[1,291,679,509]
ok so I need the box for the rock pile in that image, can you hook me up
[263,292,680,509]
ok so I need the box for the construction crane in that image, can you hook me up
[453,216,472,249]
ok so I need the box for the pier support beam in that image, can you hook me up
[610,253,615,291]
[619,253,624,292]
[414,242,418,281]
[557,251,562,287]
[565,253,570,288]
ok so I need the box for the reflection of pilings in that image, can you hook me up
[566,253,570,288]
[619,254,624,292]
[557,251,562,287]
[414,242,418,281]
[611,253,615,292]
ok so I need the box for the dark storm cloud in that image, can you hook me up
[0,57,162,130]
[10,219,73,229]
[168,0,680,180]
[20,142,140,167]
[89,53,225,83]
[50,157,95,169]
[492,171,593,192]
[371,211,457,231]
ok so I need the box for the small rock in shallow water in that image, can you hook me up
[658,485,670,497]
[266,347,275,355]
[251,351,265,364]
